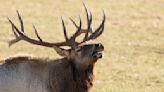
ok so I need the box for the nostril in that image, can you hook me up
[98,43,104,50]
[98,43,103,47]
[95,43,104,49]
[95,43,101,47]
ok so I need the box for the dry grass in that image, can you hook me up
[0,0,164,92]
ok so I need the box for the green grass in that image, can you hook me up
[0,0,164,92]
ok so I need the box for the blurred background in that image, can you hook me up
[0,0,164,92]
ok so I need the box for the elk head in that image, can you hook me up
[8,4,106,70]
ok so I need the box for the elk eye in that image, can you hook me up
[75,47,81,52]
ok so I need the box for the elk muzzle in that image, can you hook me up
[92,43,104,59]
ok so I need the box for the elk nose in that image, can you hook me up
[95,43,104,50]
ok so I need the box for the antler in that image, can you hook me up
[70,4,106,44]
[8,12,81,48]
[8,5,105,49]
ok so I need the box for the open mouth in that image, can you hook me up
[93,51,103,58]
[92,44,104,58]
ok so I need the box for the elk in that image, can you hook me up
[0,5,105,92]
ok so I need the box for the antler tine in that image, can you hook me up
[70,17,90,33]
[71,16,82,39]
[17,10,24,32]
[70,3,93,34]
[83,3,93,31]
[87,10,106,40]
[71,17,82,48]
[88,10,93,33]
[69,18,79,29]
[33,25,43,42]
[82,4,92,42]
[11,21,18,38]
[61,17,69,41]
[8,17,22,47]
[8,11,26,46]
[71,16,82,41]
[83,3,90,26]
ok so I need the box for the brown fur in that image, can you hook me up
[1,55,95,92]
[4,56,48,66]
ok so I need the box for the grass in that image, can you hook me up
[0,0,164,92]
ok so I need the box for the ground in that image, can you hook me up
[0,0,164,92]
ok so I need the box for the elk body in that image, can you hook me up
[0,5,105,92]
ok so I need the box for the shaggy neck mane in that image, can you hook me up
[70,59,95,91]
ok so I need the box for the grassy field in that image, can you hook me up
[0,0,164,92]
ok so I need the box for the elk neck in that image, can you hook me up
[69,58,95,91]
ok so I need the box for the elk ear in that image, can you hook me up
[53,46,70,56]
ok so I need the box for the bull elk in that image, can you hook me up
[0,4,105,92]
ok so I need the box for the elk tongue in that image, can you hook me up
[96,52,103,58]
[92,51,102,58]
